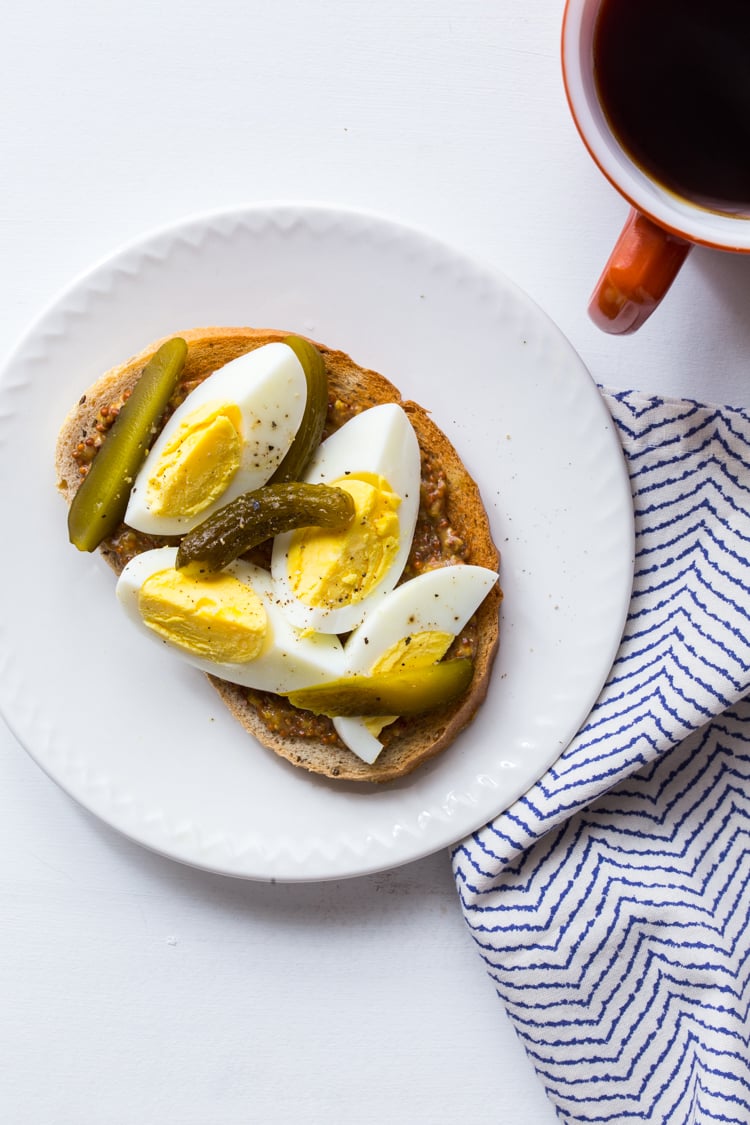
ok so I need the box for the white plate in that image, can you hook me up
[0,204,634,882]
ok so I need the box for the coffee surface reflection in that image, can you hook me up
[594,0,750,215]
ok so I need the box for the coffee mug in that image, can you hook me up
[561,0,750,334]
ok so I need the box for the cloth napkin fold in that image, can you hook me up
[453,389,750,1125]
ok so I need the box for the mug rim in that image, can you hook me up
[561,0,750,254]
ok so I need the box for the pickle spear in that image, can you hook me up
[67,337,188,552]
[284,659,474,717]
[176,481,354,571]
[269,336,328,483]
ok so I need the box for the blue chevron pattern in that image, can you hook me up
[453,390,750,1124]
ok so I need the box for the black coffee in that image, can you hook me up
[593,0,750,214]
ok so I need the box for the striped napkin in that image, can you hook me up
[453,389,750,1124]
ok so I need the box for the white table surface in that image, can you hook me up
[2,3,749,1123]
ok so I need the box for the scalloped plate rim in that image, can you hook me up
[0,202,634,882]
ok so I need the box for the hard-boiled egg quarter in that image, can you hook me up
[332,564,499,763]
[124,343,308,536]
[116,547,345,693]
[271,403,421,634]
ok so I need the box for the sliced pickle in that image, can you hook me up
[269,336,328,483]
[175,481,355,571]
[284,658,474,717]
[68,337,188,552]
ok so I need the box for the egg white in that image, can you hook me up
[125,342,307,536]
[116,547,346,694]
[270,403,421,634]
[333,564,499,763]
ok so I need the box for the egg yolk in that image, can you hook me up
[138,566,267,663]
[363,629,455,735]
[371,631,455,674]
[145,401,243,518]
[286,474,401,609]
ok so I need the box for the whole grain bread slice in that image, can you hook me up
[56,327,501,783]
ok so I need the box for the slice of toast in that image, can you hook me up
[56,328,501,782]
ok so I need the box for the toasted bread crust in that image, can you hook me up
[56,328,501,783]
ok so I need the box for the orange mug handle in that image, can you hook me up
[588,208,692,334]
